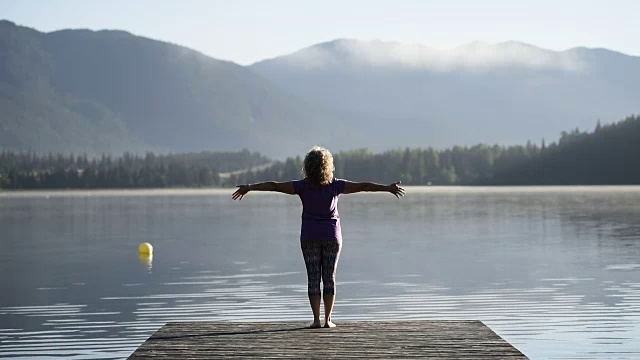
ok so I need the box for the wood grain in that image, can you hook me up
[128,321,528,359]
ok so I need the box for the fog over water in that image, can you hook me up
[1,187,639,359]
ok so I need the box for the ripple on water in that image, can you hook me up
[1,273,640,359]
[3,188,640,359]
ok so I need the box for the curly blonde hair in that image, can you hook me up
[303,146,334,186]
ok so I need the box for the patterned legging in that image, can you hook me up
[301,240,342,296]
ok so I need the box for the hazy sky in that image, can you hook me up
[2,0,639,65]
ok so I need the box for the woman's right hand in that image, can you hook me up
[232,184,251,200]
[388,181,406,198]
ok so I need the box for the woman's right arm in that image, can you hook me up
[232,181,296,200]
[343,181,405,198]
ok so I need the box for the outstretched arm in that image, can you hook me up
[232,181,296,200]
[343,181,405,198]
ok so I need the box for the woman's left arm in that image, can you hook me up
[232,181,296,200]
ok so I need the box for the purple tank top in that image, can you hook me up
[292,178,346,242]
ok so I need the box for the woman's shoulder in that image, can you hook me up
[332,178,346,194]
[292,178,306,194]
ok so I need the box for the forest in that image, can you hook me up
[229,115,640,186]
[0,149,269,189]
[1,115,638,189]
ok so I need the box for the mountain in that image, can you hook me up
[0,20,349,158]
[251,39,640,148]
[2,21,639,157]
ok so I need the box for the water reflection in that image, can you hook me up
[1,272,638,359]
[138,254,153,273]
[0,187,639,359]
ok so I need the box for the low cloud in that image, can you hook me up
[285,39,588,72]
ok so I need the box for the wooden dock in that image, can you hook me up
[128,321,528,359]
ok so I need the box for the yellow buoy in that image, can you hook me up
[138,242,153,255]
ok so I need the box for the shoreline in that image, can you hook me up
[2,184,640,197]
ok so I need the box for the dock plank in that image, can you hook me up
[129,321,528,359]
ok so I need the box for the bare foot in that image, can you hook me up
[324,320,336,328]
[309,321,322,328]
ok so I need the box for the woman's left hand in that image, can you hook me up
[387,181,406,198]
[232,185,251,200]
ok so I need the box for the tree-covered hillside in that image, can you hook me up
[491,115,640,185]
[0,149,269,189]
[232,115,640,186]
[0,20,336,158]
[2,115,638,189]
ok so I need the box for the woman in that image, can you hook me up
[232,146,405,328]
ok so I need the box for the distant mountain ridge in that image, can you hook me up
[1,20,639,157]
[251,38,640,149]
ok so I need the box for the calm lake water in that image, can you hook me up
[1,187,640,359]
